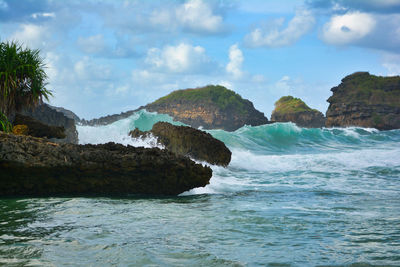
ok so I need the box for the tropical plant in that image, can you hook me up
[0,111,12,132]
[0,41,52,120]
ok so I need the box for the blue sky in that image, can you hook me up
[1,0,399,119]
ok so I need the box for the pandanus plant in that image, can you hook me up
[0,41,51,131]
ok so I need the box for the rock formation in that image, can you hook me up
[47,104,81,122]
[80,85,269,131]
[19,103,79,144]
[270,96,325,128]
[13,114,66,139]
[325,72,400,130]
[80,110,137,126]
[130,122,231,166]
[0,132,212,196]
[144,85,269,131]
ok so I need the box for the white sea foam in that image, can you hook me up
[76,114,162,148]
[75,113,400,196]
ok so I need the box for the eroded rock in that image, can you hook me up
[325,72,400,130]
[130,122,232,166]
[0,132,212,196]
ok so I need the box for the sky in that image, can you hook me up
[1,0,400,120]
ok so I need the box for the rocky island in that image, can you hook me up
[325,72,400,130]
[270,96,325,128]
[145,85,269,131]
[82,85,269,131]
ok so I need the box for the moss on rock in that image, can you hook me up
[271,96,325,128]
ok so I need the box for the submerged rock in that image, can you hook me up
[270,96,325,128]
[13,114,66,139]
[145,85,269,131]
[0,132,212,196]
[326,72,400,130]
[129,122,232,167]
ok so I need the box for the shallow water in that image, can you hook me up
[1,110,399,266]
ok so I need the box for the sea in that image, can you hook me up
[1,109,399,266]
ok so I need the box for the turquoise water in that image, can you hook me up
[1,110,399,266]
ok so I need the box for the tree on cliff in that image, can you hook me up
[0,41,51,124]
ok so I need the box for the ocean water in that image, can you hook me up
[1,110,399,266]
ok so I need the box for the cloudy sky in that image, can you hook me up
[1,0,400,119]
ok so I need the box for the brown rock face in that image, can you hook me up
[130,122,232,166]
[271,111,325,128]
[325,72,400,130]
[0,132,212,196]
[145,85,269,131]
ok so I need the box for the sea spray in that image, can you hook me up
[76,109,400,196]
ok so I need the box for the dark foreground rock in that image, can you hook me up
[326,72,400,130]
[130,122,231,166]
[0,132,212,196]
[13,114,66,139]
[19,103,79,144]
[270,96,325,128]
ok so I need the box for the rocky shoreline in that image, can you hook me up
[0,132,212,196]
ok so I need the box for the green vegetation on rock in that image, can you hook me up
[153,85,249,115]
[273,96,318,115]
[328,72,400,107]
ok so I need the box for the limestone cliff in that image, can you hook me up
[325,72,400,130]
[270,96,325,128]
[145,85,269,131]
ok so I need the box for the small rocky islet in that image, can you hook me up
[1,71,399,196]
[270,96,325,128]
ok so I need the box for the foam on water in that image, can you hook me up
[76,109,400,196]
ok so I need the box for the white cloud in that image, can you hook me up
[32,12,55,19]
[226,44,244,79]
[145,43,214,74]
[112,0,226,35]
[382,53,400,75]
[9,24,49,49]
[77,34,106,54]
[321,12,376,45]
[0,0,8,10]
[74,56,111,81]
[245,9,315,48]
[176,0,224,34]
[274,75,293,95]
